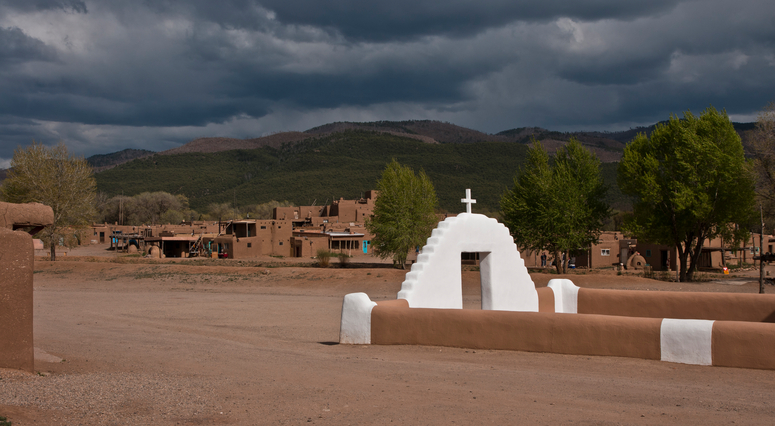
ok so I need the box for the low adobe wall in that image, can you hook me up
[368,300,775,370]
[0,201,55,230]
[341,282,775,370]
[371,300,662,360]
[0,228,35,372]
[576,288,775,322]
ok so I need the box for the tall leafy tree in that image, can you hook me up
[618,107,755,282]
[366,159,438,268]
[501,139,609,273]
[0,142,96,260]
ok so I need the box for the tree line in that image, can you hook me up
[95,192,294,225]
[369,106,773,282]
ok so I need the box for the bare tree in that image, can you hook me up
[751,102,775,219]
[0,142,96,260]
[208,202,237,222]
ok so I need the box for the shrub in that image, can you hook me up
[317,249,331,268]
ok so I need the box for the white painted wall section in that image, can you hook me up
[397,213,538,312]
[660,318,714,366]
[339,293,377,344]
[547,279,579,313]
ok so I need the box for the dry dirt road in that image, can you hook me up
[2,259,775,425]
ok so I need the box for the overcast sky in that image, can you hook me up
[1,0,774,166]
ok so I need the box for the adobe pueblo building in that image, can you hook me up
[340,190,775,370]
[93,191,378,259]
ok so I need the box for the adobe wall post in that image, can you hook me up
[0,227,35,372]
[0,201,54,373]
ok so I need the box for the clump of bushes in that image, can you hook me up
[317,249,331,268]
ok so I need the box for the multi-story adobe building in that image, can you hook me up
[275,191,378,258]
[92,191,379,259]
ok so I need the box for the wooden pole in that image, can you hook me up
[760,204,765,294]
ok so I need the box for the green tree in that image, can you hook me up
[0,142,96,260]
[366,159,438,268]
[501,139,609,273]
[618,107,756,282]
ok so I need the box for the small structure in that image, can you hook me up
[0,201,54,372]
[340,190,775,370]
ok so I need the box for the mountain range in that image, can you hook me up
[0,120,758,215]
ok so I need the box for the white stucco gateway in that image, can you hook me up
[397,189,538,311]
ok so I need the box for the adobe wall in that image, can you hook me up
[231,236,262,259]
[370,303,662,361]
[292,234,329,257]
[576,288,775,322]
[0,201,54,230]
[0,227,35,372]
[367,300,775,370]
[342,280,775,369]
[268,220,292,256]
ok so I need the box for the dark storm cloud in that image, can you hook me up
[0,0,773,160]
[130,0,682,40]
[258,0,682,41]
[0,26,56,63]
[0,0,87,13]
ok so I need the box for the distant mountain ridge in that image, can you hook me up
[149,120,754,165]
[87,148,155,172]
[0,119,757,182]
[153,119,654,164]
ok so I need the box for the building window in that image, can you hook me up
[645,249,652,257]
[601,249,610,256]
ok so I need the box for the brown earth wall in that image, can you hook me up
[577,288,775,322]
[712,321,775,369]
[0,201,54,229]
[370,306,662,360]
[0,228,34,372]
[536,287,555,313]
[231,236,262,259]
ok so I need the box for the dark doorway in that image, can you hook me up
[461,252,481,309]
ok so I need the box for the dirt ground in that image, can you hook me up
[2,245,775,425]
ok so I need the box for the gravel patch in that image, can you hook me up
[0,369,225,425]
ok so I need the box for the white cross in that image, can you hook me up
[461,188,476,214]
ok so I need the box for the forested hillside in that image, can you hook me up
[95,130,629,214]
